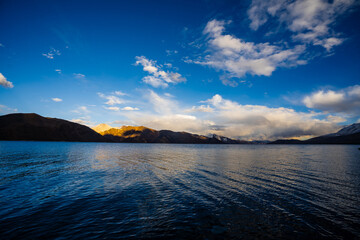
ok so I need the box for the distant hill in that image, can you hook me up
[305,123,360,144]
[0,113,105,142]
[95,125,248,144]
[270,123,360,144]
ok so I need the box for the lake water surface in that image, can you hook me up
[0,141,359,239]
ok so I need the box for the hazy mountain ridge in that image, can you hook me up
[92,123,113,133]
[270,123,360,144]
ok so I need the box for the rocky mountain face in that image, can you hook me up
[0,113,105,142]
[92,123,113,133]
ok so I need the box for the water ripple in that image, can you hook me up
[0,142,359,239]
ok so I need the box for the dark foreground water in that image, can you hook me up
[0,142,359,239]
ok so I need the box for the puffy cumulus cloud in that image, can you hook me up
[98,93,124,105]
[51,98,63,102]
[191,20,306,82]
[186,105,214,113]
[115,90,213,133]
[112,90,340,140]
[247,0,355,51]
[0,73,14,88]
[200,94,340,140]
[135,56,186,88]
[42,48,61,59]
[137,114,214,134]
[303,85,360,114]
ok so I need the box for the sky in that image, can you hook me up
[0,0,360,140]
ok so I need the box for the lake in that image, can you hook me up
[0,141,359,239]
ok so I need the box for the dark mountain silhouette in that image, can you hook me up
[270,123,360,144]
[0,113,105,142]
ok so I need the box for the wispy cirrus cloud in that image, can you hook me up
[42,48,61,59]
[247,0,355,51]
[0,73,14,88]
[71,106,90,114]
[0,104,17,113]
[73,73,85,79]
[98,92,124,105]
[135,56,186,88]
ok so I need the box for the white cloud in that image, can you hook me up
[73,73,85,79]
[72,106,90,114]
[0,73,14,88]
[166,50,178,56]
[55,69,62,74]
[105,106,120,111]
[186,105,214,113]
[247,0,355,50]
[147,90,178,114]
[135,56,186,88]
[326,115,346,123]
[191,20,306,82]
[103,106,139,112]
[114,90,340,140]
[0,104,18,113]
[98,93,124,105]
[200,94,339,140]
[143,76,168,88]
[51,98,63,102]
[114,91,126,96]
[122,106,139,111]
[42,48,61,59]
[303,85,360,114]
[70,118,93,126]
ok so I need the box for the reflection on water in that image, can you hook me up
[0,142,359,239]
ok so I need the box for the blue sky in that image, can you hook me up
[1,0,360,140]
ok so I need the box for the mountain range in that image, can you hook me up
[0,113,247,144]
[0,113,359,144]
